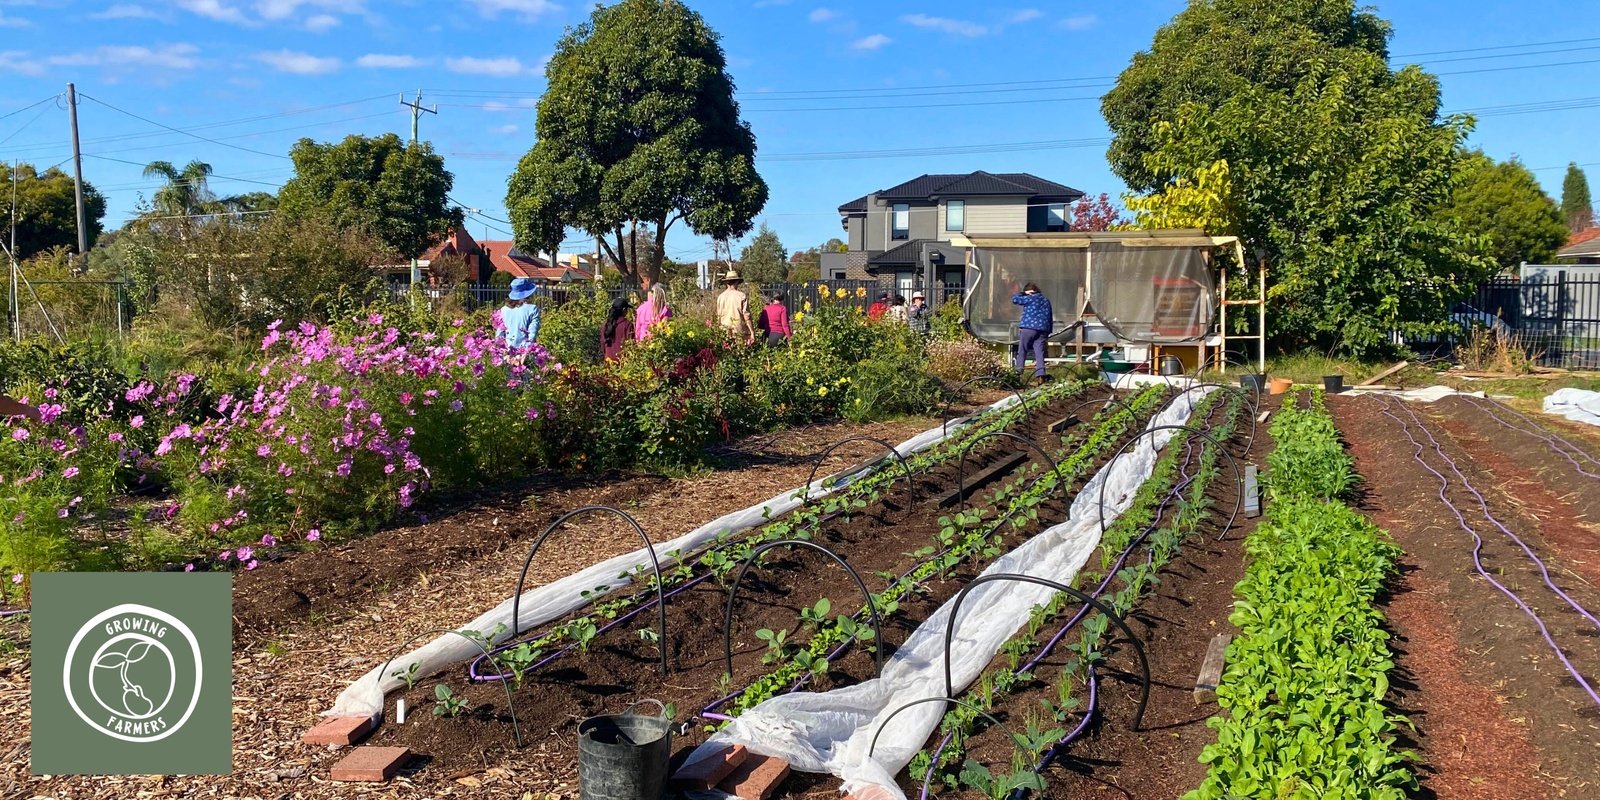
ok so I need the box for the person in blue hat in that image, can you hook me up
[497,277,543,359]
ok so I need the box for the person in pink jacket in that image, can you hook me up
[756,292,792,347]
[634,284,673,341]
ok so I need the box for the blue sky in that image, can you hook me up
[1,0,1596,263]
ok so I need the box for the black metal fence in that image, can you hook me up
[1460,271,1600,370]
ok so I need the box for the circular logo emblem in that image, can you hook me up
[63,604,204,742]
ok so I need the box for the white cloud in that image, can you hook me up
[253,48,339,74]
[304,12,337,30]
[1058,14,1096,31]
[49,43,200,70]
[174,0,252,25]
[807,7,833,23]
[850,33,891,50]
[492,124,518,135]
[91,4,168,19]
[0,50,45,75]
[482,98,537,111]
[446,55,527,77]
[254,0,363,20]
[1007,9,1042,24]
[462,0,556,20]
[0,11,29,26]
[355,53,421,68]
[901,14,987,37]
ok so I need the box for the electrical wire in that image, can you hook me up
[0,94,60,124]
[0,103,55,148]
[82,154,288,190]
[77,93,293,160]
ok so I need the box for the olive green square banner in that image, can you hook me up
[30,572,232,775]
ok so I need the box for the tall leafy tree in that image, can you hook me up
[1102,0,1493,355]
[142,159,217,217]
[2,163,106,260]
[1438,152,1568,271]
[738,222,787,284]
[505,0,768,288]
[277,133,460,259]
[1562,162,1594,232]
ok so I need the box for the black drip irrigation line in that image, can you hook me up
[1097,425,1243,541]
[1159,382,1258,455]
[374,627,524,748]
[1460,395,1600,479]
[868,695,1027,761]
[801,435,916,512]
[722,539,884,681]
[510,506,668,674]
[942,376,1029,438]
[954,431,1063,513]
[1377,396,1600,708]
[1188,353,1262,408]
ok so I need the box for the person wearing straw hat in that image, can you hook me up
[908,291,933,338]
[496,277,543,363]
[716,268,755,345]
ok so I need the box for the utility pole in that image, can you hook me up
[10,160,19,341]
[67,83,88,268]
[399,90,436,287]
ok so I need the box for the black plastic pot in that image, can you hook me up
[577,700,671,800]
[1323,375,1345,394]
[1158,354,1184,376]
[1239,373,1267,393]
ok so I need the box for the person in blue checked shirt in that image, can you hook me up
[1012,282,1053,382]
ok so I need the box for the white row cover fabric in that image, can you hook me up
[684,388,1213,800]
[327,393,1029,720]
[1545,388,1600,427]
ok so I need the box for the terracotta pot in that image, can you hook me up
[1269,377,1294,395]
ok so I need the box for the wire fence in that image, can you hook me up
[2,280,129,343]
[1460,271,1600,370]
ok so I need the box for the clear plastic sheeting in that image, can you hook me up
[683,389,1213,800]
[326,392,1033,722]
[962,247,1088,345]
[1089,242,1215,344]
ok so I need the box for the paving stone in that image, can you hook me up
[717,754,791,800]
[670,743,747,790]
[330,746,412,782]
[301,715,373,746]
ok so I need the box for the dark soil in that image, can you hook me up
[1331,394,1600,798]
[365,388,1159,776]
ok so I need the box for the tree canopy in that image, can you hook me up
[142,160,217,218]
[505,0,768,288]
[1438,152,1568,271]
[738,223,787,284]
[2,163,106,260]
[1562,163,1594,232]
[277,133,460,259]
[1102,0,1494,355]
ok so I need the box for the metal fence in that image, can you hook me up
[1461,271,1600,370]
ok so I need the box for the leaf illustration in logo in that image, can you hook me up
[121,641,153,664]
[94,652,127,669]
[122,683,154,717]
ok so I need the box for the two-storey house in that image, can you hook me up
[821,171,1084,292]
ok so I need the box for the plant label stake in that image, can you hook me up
[1244,464,1260,518]
[395,699,407,724]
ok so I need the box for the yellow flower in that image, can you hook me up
[803,300,812,312]
[856,287,868,298]
[818,386,828,396]
[806,376,815,385]
[819,285,832,299]
[795,311,805,323]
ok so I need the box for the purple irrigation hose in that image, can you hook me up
[0,608,27,617]
[1462,396,1600,478]
[1378,398,1600,708]
[1392,399,1600,633]
[1032,667,1099,771]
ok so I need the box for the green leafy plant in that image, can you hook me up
[432,684,468,718]
[391,661,421,691]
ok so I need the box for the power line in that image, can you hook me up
[0,94,61,124]
[1392,35,1600,59]
[77,93,292,161]
[1434,57,1600,77]
[81,154,289,190]
[0,103,55,148]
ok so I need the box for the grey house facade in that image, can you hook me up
[820,171,1085,292]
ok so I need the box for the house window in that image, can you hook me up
[892,203,910,240]
[895,272,915,291]
[1046,203,1068,232]
[946,200,965,232]
[831,269,847,280]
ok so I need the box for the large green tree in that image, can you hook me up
[738,222,787,284]
[1562,162,1593,232]
[277,133,460,259]
[1438,152,1568,271]
[2,163,106,260]
[505,0,768,288]
[1102,0,1494,355]
[142,159,217,217]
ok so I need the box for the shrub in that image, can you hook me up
[926,339,1005,384]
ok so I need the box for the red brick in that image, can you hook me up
[717,754,790,800]
[330,746,412,782]
[302,715,373,746]
[670,743,748,790]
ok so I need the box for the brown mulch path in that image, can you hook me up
[1332,394,1599,798]
[1,413,961,800]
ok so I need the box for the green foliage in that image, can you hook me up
[432,684,468,718]
[1437,152,1569,271]
[1264,391,1356,502]
[505,0,768,287]
[1,163,106,259]
[536,289,614,366]
[738,223,788,284]
[277,133,461,259]
[1103,0,1495,356]
[1562,162,1594,232]
[141,160,217,217]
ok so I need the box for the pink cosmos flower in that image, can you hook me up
[184,563,195,572]
[307,529,321,542]
[257,444,272,457]
[261,533,276,547]
[57,508,69,518]
[237,546,253,561]
[108,432,124,442]
[130,415,145,428]
[11,574,21,584]
[10,428,27,441]
[219,550,232,561]
[62,467,79,479]
[246,559,259,570]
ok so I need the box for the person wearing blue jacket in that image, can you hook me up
[1012,282,1053,382]
[497,277,543,361]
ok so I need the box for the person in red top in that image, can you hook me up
[867,293,890,320]
[601,296,634,362]
[756,293,792,347]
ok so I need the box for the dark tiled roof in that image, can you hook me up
[851,171,1084,207]
[838,194,869,213]
[867,239,931,266]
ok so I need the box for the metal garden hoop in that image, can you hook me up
[375,627,524,748]
[941,376,1030,438]
[1095,425,1244,541]
[953,431,1063,513]
[722,539,884,680]
[800,436,916,516]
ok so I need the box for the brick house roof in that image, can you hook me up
[1559,226,1600,258]
[480,240,592,283]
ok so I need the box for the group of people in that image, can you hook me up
[867,292,934,335]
